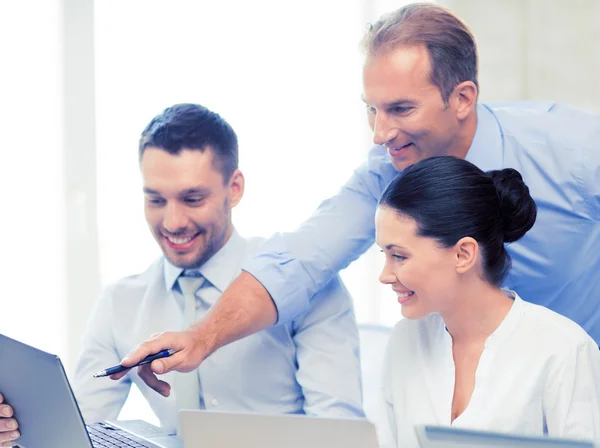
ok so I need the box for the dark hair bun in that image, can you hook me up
[488,168,537,243]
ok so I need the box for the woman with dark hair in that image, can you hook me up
[376,156,600,448]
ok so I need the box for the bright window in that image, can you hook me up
[94,0,418,422]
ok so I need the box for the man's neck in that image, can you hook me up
[450,106,479,160]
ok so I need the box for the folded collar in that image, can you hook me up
[163,229,245,293]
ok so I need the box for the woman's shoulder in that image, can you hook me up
[516,294,596,350]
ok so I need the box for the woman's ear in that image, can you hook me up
[454,236,479,274]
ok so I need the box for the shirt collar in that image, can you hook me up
[484,289,524,348]
[163,229,245,293]
[464,104,504,173]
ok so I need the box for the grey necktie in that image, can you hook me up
[178,276,204,328]
[174,276,205,415]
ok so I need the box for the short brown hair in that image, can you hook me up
[139,103,238,182]
[362,3,478,104]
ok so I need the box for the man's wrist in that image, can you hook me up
[188,321,217,363]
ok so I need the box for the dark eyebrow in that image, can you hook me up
[142,186,211,195]
[385,244,408,250]
[180,187,210,196]
[361,96,416,109]
[385,100,416,109]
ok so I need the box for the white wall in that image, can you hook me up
[0,0,68,364]
[0,0,98,374]
[441,0,600,113]
[92,0,410,331]
[63,0,100,375]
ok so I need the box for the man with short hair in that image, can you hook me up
[79,103,363,427]
[121,2,600,397]
[0,103,363,445]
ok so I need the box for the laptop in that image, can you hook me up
[0,332,183,448]
[179,409,379,448]
[415,425,600,448]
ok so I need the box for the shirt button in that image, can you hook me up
[211,398,219,407]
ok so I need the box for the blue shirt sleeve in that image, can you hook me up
[242,145,398,323]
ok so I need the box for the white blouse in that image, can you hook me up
[378,291,600,448]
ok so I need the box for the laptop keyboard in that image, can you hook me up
[87,422,157,448]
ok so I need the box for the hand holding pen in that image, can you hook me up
[107,331,205,398]
[93,349,176,378]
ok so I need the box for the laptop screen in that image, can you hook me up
[0,333,94,447]
[416,425,597,448]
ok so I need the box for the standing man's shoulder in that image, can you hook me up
[484,101,600,150]
[485,101,600,219]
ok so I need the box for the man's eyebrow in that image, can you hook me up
[142,186,211,195]
[385,99,416,109]
[179,187,210,195]
[361,97,416,108]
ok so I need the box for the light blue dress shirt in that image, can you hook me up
[73,230,363,432]
[243,102,600,342]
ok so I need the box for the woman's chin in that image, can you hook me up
[400,302,426,320]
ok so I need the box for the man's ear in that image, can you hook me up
[454,236,479,274]
[452,81,477,121]
[228,169,245,208]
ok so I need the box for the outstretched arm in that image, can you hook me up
[116,270,277,385]
[117,147,396,395]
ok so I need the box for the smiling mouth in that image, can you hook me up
[388,143,413,154]
[396,290,415,304]
[163,233,198,250]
